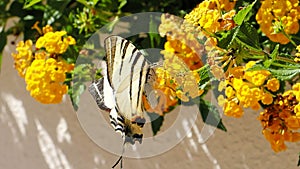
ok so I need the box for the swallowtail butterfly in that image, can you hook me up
[88,35,157,145]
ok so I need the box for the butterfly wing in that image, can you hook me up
[104,35,153,143]
[105,36,149,120]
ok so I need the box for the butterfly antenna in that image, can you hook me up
[111,156,122,169]
[112,141,126,169]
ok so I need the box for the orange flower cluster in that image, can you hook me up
[295,45,300,63]
[182,1,238,81]
[156,13,206,113]
[259,83,300,152]
[256,0,300,44]
[159,13,204,70]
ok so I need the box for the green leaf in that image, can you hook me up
[219,27,259,51]
[217,29,235,49]
[9,1,26,17]
[105,16,119,33]
[23,0,42,9]
[0,0,9,11]
[71,64,93,110]
[0,30,7,53]
[147,112,164,136]
[264,44,279,68]
[199,98,227,131]
[95,69,103,80]
[47,0,72,12]
[218,22,261,52]
[0,54,2,73]
[198,64,211,87]
[233,0,257,25]
[70,83,85,111]
[236,22,260,49]
[246,63,265,71]
[93,0,100,6]
[0,30,7,73]
[42,0,72,26]
[270,44,279,60]
[148,15,161,48]
[76,0,90,7]
[197,64,213,96]
[118,0,127,10]
[263,60,273,68]
[269,68,300,81]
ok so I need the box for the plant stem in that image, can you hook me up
[248,55,265,59]
[271,62,300,69]
[276,56,297,64]
[282,31,297,47]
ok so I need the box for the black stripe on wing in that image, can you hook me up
[104,36,117,88]
[129,52,143,109]
[135,59,146,116]
[119,40,130,75]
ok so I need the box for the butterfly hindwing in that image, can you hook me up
[88,78,111,112]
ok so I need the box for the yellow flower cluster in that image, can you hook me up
[25,58,73,104]
[12,25,75,104]
[256,0,300,44]
[258,83,300,152]
[11,40,33,77]
[36,31,75,54]
[184,0,236,33]
[218,61,280,117]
